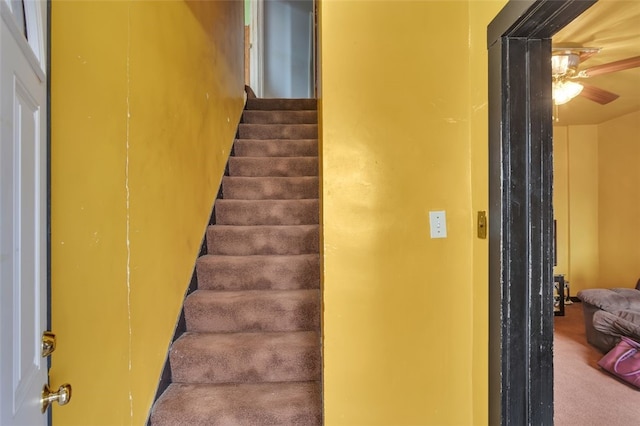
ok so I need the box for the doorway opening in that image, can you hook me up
[246,0,316,98]
[551,1,640,423]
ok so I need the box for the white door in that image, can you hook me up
[0,1,49,424]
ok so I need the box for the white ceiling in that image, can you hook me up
[552,0,640,126]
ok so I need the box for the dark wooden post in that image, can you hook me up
[487,1,597,424]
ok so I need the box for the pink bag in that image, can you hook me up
[598,336,640,389]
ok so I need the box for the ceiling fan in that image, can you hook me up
[551,46,640,105]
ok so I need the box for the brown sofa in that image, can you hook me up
[576,279,640,353]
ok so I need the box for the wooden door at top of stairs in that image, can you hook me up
[0,1,52,424]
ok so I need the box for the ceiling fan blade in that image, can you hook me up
[579,50,598,63]
[579,83,619,105]
[581,56,640,78]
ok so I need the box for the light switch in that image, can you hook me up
[429,210,447,238]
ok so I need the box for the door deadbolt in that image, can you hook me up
[41,383,72,413]
[41,331,56,357]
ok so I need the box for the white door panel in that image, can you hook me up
[1,1,48,424]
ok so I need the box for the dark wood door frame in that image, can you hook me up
[487,1,597,425]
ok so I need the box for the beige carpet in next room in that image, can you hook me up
[554,303,640,425]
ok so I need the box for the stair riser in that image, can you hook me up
[234,139,318,157]
[207,226,319,256]
[228,157,318,177]
[243,110,317,124]
[238,124,318,140]
[149,382,322,426]
[246,98,317,111]
[195,255,320,291]
[215,200,319,226]
[222,176,318,200]
[170,333,321,384]
[184,290,320,333]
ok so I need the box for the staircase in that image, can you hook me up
[149,98,322,425]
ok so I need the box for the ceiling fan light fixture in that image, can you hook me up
[551,52,581,77]
[553,80,584,105]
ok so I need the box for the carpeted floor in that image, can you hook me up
[554,302,640,425]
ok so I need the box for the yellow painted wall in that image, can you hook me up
[567,126,599,291]
[598,111,640,287]
[320,1,504,424]
[50,1,244,424]
[554,113,639,293]
[553,127,570,278]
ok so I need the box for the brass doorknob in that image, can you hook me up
[41,383,72,413]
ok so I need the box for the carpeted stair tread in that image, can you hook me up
[246,98,317,111]
[215,199,319,225]
[228,156,318,177]
[170,331,321,384]
[184,289,320,333]
[222,176,318,200]
[207,225,319,256]
[243,110,317,124]
[234,139,318,157]
[238,123,318,140]
[195,254,320,291]
[149,381,322,426]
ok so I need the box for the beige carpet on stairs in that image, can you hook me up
[149,97,322,425]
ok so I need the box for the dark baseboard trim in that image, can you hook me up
[147,233,208,425]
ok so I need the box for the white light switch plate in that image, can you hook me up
[429,210,447,238]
